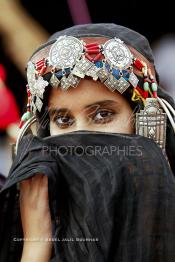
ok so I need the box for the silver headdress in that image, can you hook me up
[16,35,175,153]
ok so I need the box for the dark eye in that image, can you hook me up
[92,109,115,124]
[53,115,75,129]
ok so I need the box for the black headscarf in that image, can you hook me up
[31,23,154,64]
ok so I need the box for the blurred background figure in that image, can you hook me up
[153,35,175,98]
[0,0,174,176]
[0,0,49,176]
[0,63,19,176]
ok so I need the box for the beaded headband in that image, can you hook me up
[25,36,158,113]
[19,35,175,151]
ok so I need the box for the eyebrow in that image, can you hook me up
[84,100,118,109]
[49,108,71,118]
[49,100,118,117]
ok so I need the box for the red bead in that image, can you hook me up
[35,58,45,70]
[134,59,144,70]
[39,65,47,75]
[86,46,99,51]
[93,53,103,61]
[152,91,157,98]
[85,43,98,48]
[19,120,24,129]
[85,54,93,62]
[143,90,148,98]
[86,48,100,54]
[27,89,30,96]
[36,58,45,65]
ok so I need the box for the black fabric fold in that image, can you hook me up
[0,131,175,262]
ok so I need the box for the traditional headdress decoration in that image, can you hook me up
[18,36,175,152]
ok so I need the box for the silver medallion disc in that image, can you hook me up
[103,38,133,69]
[49,36,83,69]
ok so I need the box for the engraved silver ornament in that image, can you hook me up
[48,36,84,69]
[27,61,48,112]
[136,98,167,149]
[103,38,133,69]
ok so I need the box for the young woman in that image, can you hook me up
[0,23,175,262]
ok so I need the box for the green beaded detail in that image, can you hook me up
[143,82,149,91]
[21,111,31,122]
[152,82,157,91]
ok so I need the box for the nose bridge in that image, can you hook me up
[75,110,90,130]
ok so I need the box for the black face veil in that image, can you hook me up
[1,131,175,262]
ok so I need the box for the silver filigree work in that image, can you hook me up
[72,57,94,78]
[97,68,108,82]
[128,72,139,87]
[60,74,81,90]
[103,38,133,69]
[27,61,48,112]
[48,36,83,69]
[104,76,120,92]
[104,76,130,93]
[50,74,60,88]
[136,98,167,149]
[86,65,100,80]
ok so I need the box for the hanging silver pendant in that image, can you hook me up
[35,96,43,112]
[116,77,130,93]
[104,76,120,92]
[30,100,37,114]
[67,74,80,88]
[128,72,139,87]
[103,38,133,69]
[60,76,71,90]
[27,61,48,113]
[48,36,83,69]
[104,76,130,93]
[136,98,167,149]
[34,76,49,99]
[50,73,60,88]
[27,61,37,90]
[86,65,100,80]
[97,68,109,82]
[59,74,81,90]
[72,57,94,78]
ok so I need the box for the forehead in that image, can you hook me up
[48,78,129,110]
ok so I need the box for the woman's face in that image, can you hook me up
[48,79,134,136]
